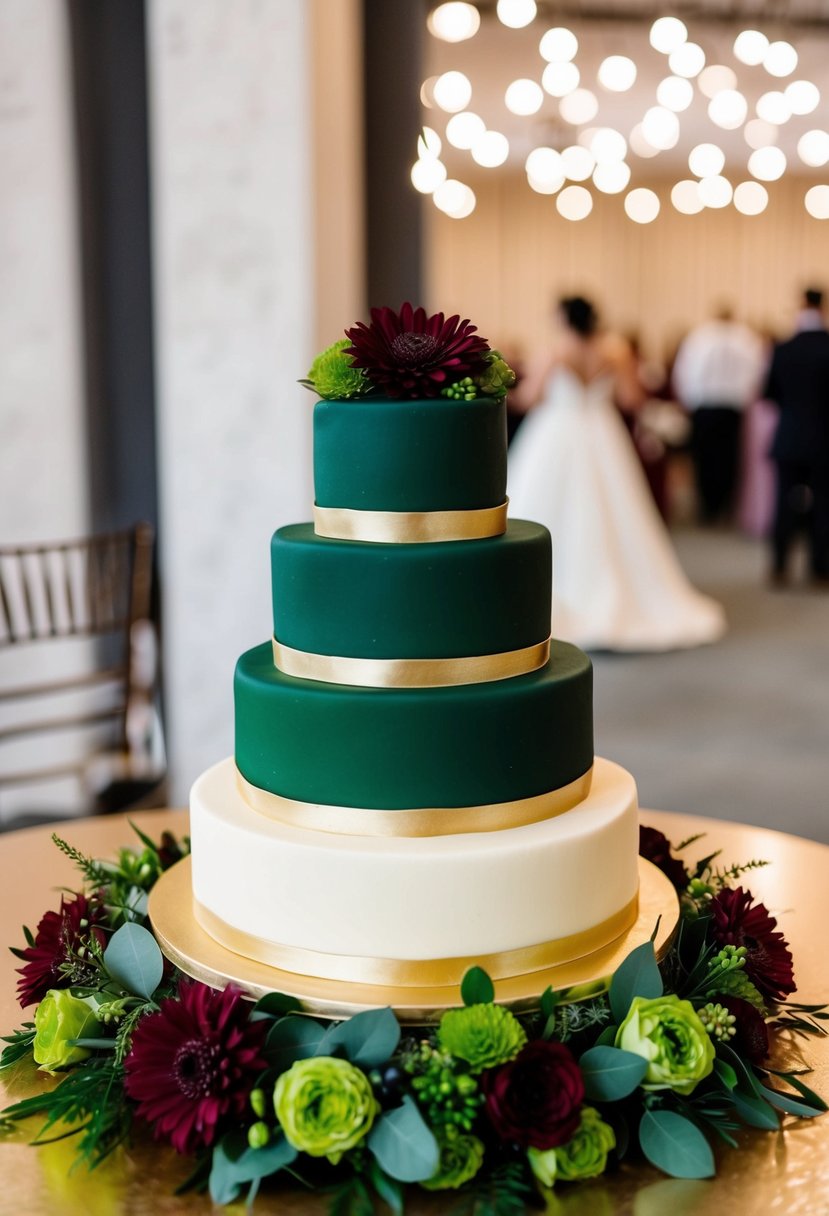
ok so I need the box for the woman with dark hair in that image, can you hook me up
[508,296,725,651]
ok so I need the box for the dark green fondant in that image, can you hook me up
[313,397,507,511]
[235,640,593,810]
[271,521,552,659]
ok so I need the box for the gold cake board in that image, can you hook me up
[148,856,679,1025]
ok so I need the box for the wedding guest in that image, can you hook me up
[672,305,765,524]
[764,288,829,587]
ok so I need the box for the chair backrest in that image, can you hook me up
[0,523,156,803]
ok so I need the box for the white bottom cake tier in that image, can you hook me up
[189,756,640,987]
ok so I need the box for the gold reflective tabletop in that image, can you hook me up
[1,808,828,1216]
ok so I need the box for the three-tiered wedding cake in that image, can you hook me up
[189,310,640,993]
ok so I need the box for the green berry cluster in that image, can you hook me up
[441,376,478,401]
[698,1001,737,1041]
[404,1041,483,1133]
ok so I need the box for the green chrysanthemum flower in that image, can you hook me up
[421,1131,485,1190]
[273,1056,379,1163]
[437,1003,527,1074]
[304,339,369,400]
[473,350,516,399]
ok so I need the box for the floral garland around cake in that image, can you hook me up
[1,826,826,1213]
[300,302,517,401]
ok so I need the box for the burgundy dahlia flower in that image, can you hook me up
[344,303,490,399]
[483,1039,584,1150]
[639,825,689,893]
[124,981,267,1155]
[15,893,104,1008]
[709,886,796,1003]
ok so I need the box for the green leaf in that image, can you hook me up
[264,1016,326,1071]
[328,1176,375,1216]
[579,1045,648,1102]
[540,985,557,1019]
[732,1090,780,1130]
[768,1071,828,1111]
[717,1044,764,1098]
[594,1024,618,1047]
[368,1095,440,1183]
[461,966,495,1006]
[638,1110,715,1179]
[369,1158,404,1214]
[103,922,164,999]
[713,1058,738,1090]
[251,991,303,1020]
[318,1006,401,1068]
[757,1082,826,1118]
[209,1133,297,1204]
[609,940,663,1024]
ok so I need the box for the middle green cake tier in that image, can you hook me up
[235,639,593,810]
[271,520,551,659]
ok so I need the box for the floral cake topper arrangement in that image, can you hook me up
[302,302,516,401]
[1,826,826,1212]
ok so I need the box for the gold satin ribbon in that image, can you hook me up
[272,636,551,689]
[192,893,640,988]
[236,766,593,838]
[313,501,508,544]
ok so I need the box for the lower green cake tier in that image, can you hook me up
[235,640,593,811]
[271,520,551,660]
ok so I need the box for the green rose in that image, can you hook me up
[421,1131,485,1190]
[437,1003,527,1074]
[528,1106,615,1186]
[615,994,716,1095]
[33,990,102,1073]
[305,339,368,400]
[273,1056,379,1163]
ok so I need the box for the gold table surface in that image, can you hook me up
[0,807,828,1216]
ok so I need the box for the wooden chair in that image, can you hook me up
[0,523,167,828]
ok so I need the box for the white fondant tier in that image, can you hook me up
[189,756,640,981]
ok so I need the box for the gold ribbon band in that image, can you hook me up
[313,501,508,544]
[236,766,593,838]
[272,636,551,689]
[192,893,640,988]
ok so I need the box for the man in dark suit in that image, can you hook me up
[765,288,829,586]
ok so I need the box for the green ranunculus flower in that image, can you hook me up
[615,994,716,1095]
[437,1003,527,1074]
[473,350,516,398]
[273,1056,379,1163]
[33,990,102,1073]
[305,339,368,400]
[421,1131,485,1190]
[541,1106,615,1183]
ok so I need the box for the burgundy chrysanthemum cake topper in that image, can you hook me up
[301,303,516,402]
[344,303,490,399]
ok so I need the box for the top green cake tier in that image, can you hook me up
[313,396,507,512]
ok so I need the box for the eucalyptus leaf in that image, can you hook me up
[368,1095,440,1183]
[318,1006,401,1067]
[209,1133,297,1205]
[251,992,303,1021]
[717,1044,765,1098]
[102,922,164,999]
[595,1024,620,1047]
[265,1016,326,1070]
[579,1045,648,1102]
[609,940,662,1024]
[638,1110,715,1179]
[461,966,495,1006]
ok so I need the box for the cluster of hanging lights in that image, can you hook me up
[413,2,827,222]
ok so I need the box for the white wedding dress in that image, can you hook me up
[508,367,726,651]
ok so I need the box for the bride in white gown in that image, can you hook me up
[508,297,726,651]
